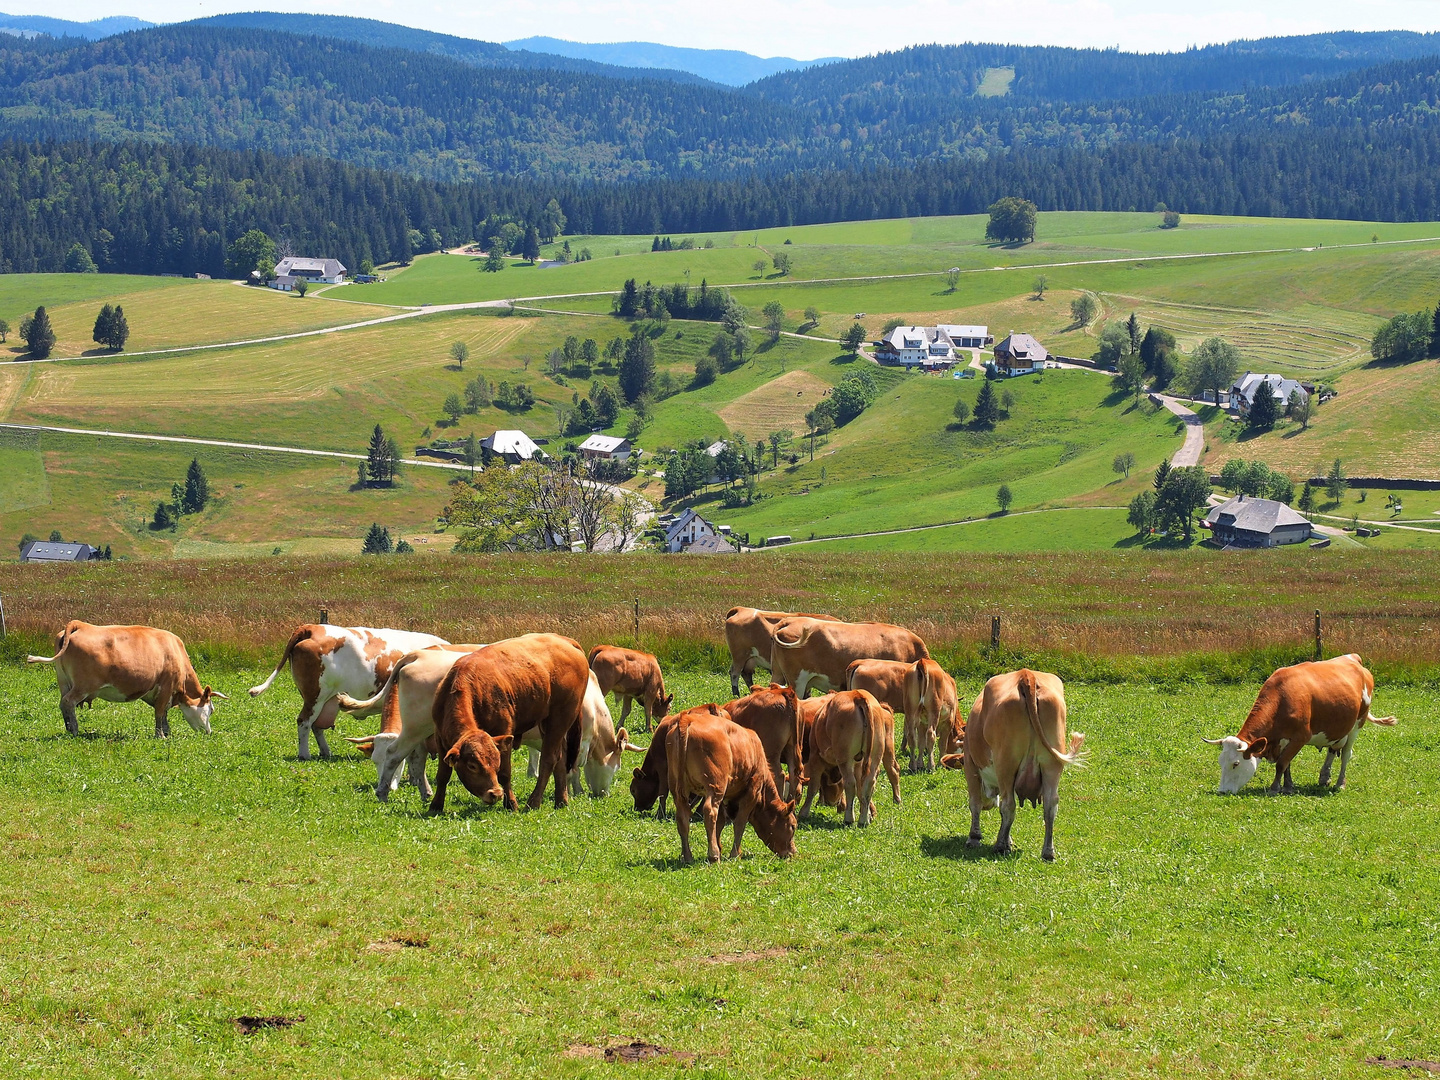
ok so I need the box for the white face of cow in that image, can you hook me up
[177,696,216,734]
[1213,736,1257,794]
[584,750,622,798]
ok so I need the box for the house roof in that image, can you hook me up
[704,440,728,457]
[665,507,716,542]
[275,256,347,277]
[1231,372,1305,404]
[20,541,93,562]
[482,429,543,459]
[579,434,628,453]
[1204,494,1311,535]
[995,333,1048,361]
[684,533,736,554]
[937,324,989,339]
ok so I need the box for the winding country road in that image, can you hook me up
[1156,395,1205,467]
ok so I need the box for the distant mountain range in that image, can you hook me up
[504,36,839,85]
[0,11,150,39]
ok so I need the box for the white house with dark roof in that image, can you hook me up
[875,326,973,369]
[274,257,348,284]
[578,434,632,461]
[481,429,547,464]
[1230,372,1307,416]
[1203,494,1312,548]
[20,540,97,563]
[665,508,722,552]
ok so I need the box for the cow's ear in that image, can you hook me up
[493,735,514,753]
[1243,737,1268,759]
[444,746,461,766]
[784,798,796,814]
[633,767,643,780]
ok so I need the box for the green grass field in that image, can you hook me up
[2,656,1435,1078]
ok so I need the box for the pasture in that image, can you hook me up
[2,641,1437,1077]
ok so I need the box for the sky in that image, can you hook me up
[9,0,1440,58]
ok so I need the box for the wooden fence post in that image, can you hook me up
[1314,609,1322,660]
[991,615,1001,652]
[320,608,328,626]
[0,593,7,638]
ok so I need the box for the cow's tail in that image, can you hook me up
[336,652,412,717]
[856,692,874,776]
[725,607,742,621]
[1018,669,1087,768]
[249,625,314,697]
[1362,685,1398,726]
[565,709,582,775]
[771,624,813,650]
[586,644,604,666]
[27,619,84,664]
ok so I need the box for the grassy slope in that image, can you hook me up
[1,662,1435,1078]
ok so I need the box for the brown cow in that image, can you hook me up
[844,657,956,773]
[770,618,928,698]
[430,634,589,813]
[666,705,797,864]
[722,683,802,799]
[523,672,645,798]
[797,689,897,827]
[1205,654,1397,795]
[249,624,448,760]
[631,713,682,818]
[943,669,1085,862]
[28,621,225,737]
[587,645,673,732]
[724,607,837,696]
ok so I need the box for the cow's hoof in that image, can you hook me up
[1041,849,1056,863]
[993,843,1012,856]
[966,836,983,847]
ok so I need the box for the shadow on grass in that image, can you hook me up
[1228,781,1337,799]
[919,834,1021,861]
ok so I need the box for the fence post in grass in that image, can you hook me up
[1314,609,1322,660]
[633,598,640,645]
[991,615,1001,652]
[320,607,328,626]
[0,593,6,638]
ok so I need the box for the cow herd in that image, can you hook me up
[25,607,1399,864]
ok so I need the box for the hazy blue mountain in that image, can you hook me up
[0,12,151,39]
[188,12,717,85]
[506,36,840,86]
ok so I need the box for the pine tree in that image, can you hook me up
[108,306,129,350]
[973,379,1000,425]
[1431,300,1440,358]
[22,306,55,359]
[1247,379,1279,430]
[366,424,392,485]
[152,502,175,530]
[1153,458,1171,492]
[93,304,115,348]
[362,523,393,554]
[182,458,210,513]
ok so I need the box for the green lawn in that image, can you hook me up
[2,658,1434,1078]
[784,506,1137,551]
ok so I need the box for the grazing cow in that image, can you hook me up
[631,712,682,818]
[587,645,673,732]
[797,690,898,827]
[524,672,645,798]
[430,633,589,813]
[770,618,928,699]
[722,684,803,799]
[943,669,1085,862]
[27,621,225,737]
[844,657,956,773]
[1204,654,1397,795]
[724,607,837,696]
[339,645,487,801]
[249,624,448,760]
[666,704,797,864]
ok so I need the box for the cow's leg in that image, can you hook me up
[1334,740,1356,791]
[1318,748,1337,789]
[527,742,554,810]
[793,672,812,700]
[295,694,328,761]
[499,748,518,812]
[993,765,1018,854]
[1040,767,1062,862]
[405,745,432,801]
[840,761,858,826]
[729,798,753,859]
[59,694,80,735]
[797,747,818,818]
[729,662,742,698]
[527,748,541,780]
[428,758,453,815]
[885,740,902,805]
[702,797,723,863]
[616,696,634,729]
[965,767,985,846]
[857,762,877,828]
[675,791,694,864]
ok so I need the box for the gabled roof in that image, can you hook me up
[275,256,347,276]
[937,324,989,339]
[20,541,93,562]
[1231,372,1305,404]
[704,440,728,457]
[482,429,543,459]
[1204,494,1310,534]
[995,333,1047,360]
[579,434,628,453]
[684,533,736,554]
[665,507,715,542]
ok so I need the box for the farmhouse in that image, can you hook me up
[578,435,633,461]
[992,333,1048,374]
[665,508,725,553]
[1203,494,1313,548]
[19,540,97,563]
[274,257,347,284]
[481,429,547,464]
[938,324,992,349]
[875,325,986,369]
[1230,372,1308,416]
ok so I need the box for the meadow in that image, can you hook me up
[2,639,1436,1077]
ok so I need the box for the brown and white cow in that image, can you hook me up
[430,633,589,813]
[666,704,797,864]
[631,712,683,818]
[587,645,673,732]
[943,669,1085,862]
[339,644,487,801]
[1204,654,1397,796]
[844,657,957,773]
[524,671,645,798]
[797,689,898,827]
[249,624,449,760]
[770,618,928,699]
[721,683,802,799]
[724,607,837,696]
[28,621,225,737]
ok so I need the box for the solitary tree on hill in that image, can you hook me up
[996,484,1013,513]
[973,379,1000,426]
[522,226,541,264]
[952,398,971,424]
[182,458,210,514]
[1112,451,1136,479]
[985,197,1038,244]
[450,341,469,369]
[1069,293,1097,329]
[21,306,55,359]
[362,523,393,554]
[366,424,401,486]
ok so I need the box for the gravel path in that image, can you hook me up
[1156,395,1205,467]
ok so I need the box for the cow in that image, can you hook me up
[524,672,645,798]
[721,684,802,799]
[338,644,487,801]
[587,645,673,732]
[724,607,837,696]
[666,704,797,864]
[942,669,1085,862]
[845,657,957,773]
[430,633,589,813]
[770,618,928,699]
[1204,654,1397,796]
[249,624,449,761]
[797,689,898,827]
[631,712,682,818]
[27,621,225,737]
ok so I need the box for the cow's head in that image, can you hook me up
[585,727,645,799]
[178,687,225,734]
[753,797,798,859]
[631,760,662,812]
[655,691,675,717]
[1204,735,1265,794]
[445,732,512,806]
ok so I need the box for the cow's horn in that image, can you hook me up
[1201,737,1224,744]
[210,691,229,700]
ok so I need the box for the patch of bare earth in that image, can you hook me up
[699,946,791,964]
[235,1015,304,1035]
[366,933,429,953]
[565,1041,696,1063]
[717,371,832,440]
[1367,1057,1440,1073]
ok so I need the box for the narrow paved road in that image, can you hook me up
[1156,395,1205,467]
[750,505,1129,549]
